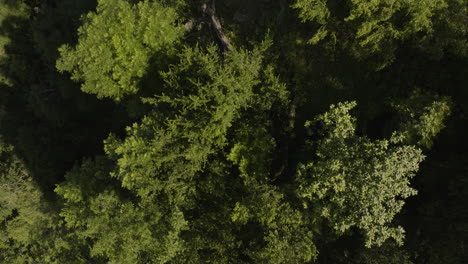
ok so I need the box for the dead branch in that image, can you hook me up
[202,2,233,53]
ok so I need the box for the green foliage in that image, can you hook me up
[418,0,468,58]
[296,102,424,247]
[56,0,184,100]
[0,0,465,263]
[106,44,264,198]
[392,90,451,148]
[57,45,257,262]
[0,139,91,264]
[0,0,28,88]
[293,0,448,66]
[0,140,40,260]
[232,182,317,263]
[56,157,183,263]
[0,0,27,52]
[228,120,317,263]
[55,41,320,262]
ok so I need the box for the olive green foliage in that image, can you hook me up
[0,0,28,87]
[419,0,468,58]
[296,102,424,247]
[57,0,184,100]
[228,118,317,263]
[0,0,27,50]
[0,139,88,264]
[293,0,450,65]
[56,157,151,263]
[0,0,466,263]
[106,45,264,197]
[0,139,45,262]
[392,90,451,148]
[56,42,317,263]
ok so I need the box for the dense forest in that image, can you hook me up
[0,0,466,263]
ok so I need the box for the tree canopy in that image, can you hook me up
[0,0,466,263]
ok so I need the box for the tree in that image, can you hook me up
[56,42,318,263]
[0,0,464,263]
[292,0,451,68]
[56,0,184,100]
[0,138,92,264]
[391,89,451,149]
[295,102,425,247]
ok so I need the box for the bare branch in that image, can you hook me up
[202,2,232,53]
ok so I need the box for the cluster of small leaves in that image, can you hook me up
[0,139,90,264]
[228,120,317,263]
[293,0,448,66]
[56,0,184,100]
[391,89,451,148]
[106,44,264,200]
[0,0,29,89]
[56,36,321,262]
[233,183,317,263]
[296,102,424,247]
[0,0,461,262]
[418,0,468,58]
[56,157,187,263]
[57,44,268,262]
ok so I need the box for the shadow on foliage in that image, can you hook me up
[0,0,129,199]
[401,115,468,263]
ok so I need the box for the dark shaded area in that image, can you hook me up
[0,0,130,197]
[380,46,468,264]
